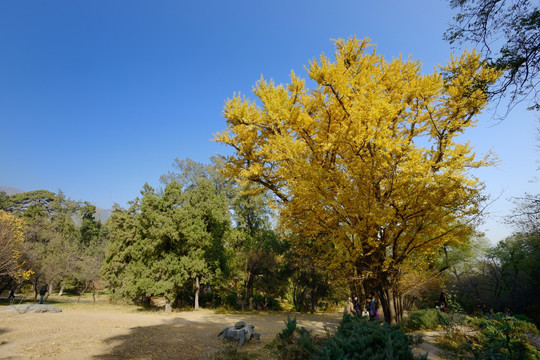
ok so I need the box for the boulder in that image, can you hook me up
[218,321,260,346]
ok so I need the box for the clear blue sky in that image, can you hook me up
[0,0,537,243]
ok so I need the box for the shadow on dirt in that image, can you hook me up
[92,315,269,360]
[92,312,342,360]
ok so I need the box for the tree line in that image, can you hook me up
[1,31,539,325]
[1,158,538,323]
[0,189,105,301]
[0,158,348,312]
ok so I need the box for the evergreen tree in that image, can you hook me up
[102,179,231,310]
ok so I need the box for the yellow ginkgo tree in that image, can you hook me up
[214,37,501,324]
[0,210,33,281]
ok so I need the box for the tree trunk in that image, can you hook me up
[377,274,399,325]
[58,285,64,296]
[245,272,254,310]
[33,278,39,301]
[194,275,200,310]
[77,282,89,303]
[311,286,318,312]
[351,268,363,298]
[396,291,404,321]
[239,295,245,312]
[44,283,53,302]
[165,299,172,313]
[383,288,397,325]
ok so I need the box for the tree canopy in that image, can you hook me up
[0,210,32,280]
[102,178,231,310]
[214,37,501,323]
[445,0,540,112]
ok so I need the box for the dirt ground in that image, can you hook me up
[0,303,345,360]
[0,299,445,360]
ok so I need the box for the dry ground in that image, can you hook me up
[0,300,343,360]
[0,297,443,360]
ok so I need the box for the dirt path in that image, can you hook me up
[0,306,342,360]
[412,330,446,360]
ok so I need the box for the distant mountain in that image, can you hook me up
[95,207,112,223]
[0,186,24,195]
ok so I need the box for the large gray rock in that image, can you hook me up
[0,304,62,314]
[218,321,260,346]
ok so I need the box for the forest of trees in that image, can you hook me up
[1,155,539,324]
[0,158,348,313]
[0,189,105,302]
[1,18,539,325]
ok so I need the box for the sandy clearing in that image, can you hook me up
[0,307,343,360]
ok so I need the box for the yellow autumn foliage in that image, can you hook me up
[0,210,33,279]
[214,37,501,316]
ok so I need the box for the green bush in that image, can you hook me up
[402,309,450,331]
[458,314,540,360]
[319,315,426,360]
[269,316,321,360]
[270,315,426,360]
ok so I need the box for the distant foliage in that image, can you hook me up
[0,190,57,214]
[450,232,540,324]
[0,190,106,299]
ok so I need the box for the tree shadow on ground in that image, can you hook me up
[92,316,273,360]
[92,312,342,360]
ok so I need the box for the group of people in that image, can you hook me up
[435,291,448,313]
[346,292,379,320]
[7,284,48,304]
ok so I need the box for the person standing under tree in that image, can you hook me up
[352,295,361,314]
[345,295,356,316]
[8,285,16,300]
[38,284,47,304]
[367,292,378,321]
[439,291,448,313]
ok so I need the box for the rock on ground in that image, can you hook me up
[0,304,62,313]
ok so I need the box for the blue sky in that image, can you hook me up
[0,0,537,243]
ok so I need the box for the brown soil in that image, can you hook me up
[0,304,343,360]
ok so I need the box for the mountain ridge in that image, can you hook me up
[0,186,24,195]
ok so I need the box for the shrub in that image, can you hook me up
[451,314,540,360]
[269,316,322,360]
[319,315,426,360]
[402,309,451,331]
[270,315,426,360]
